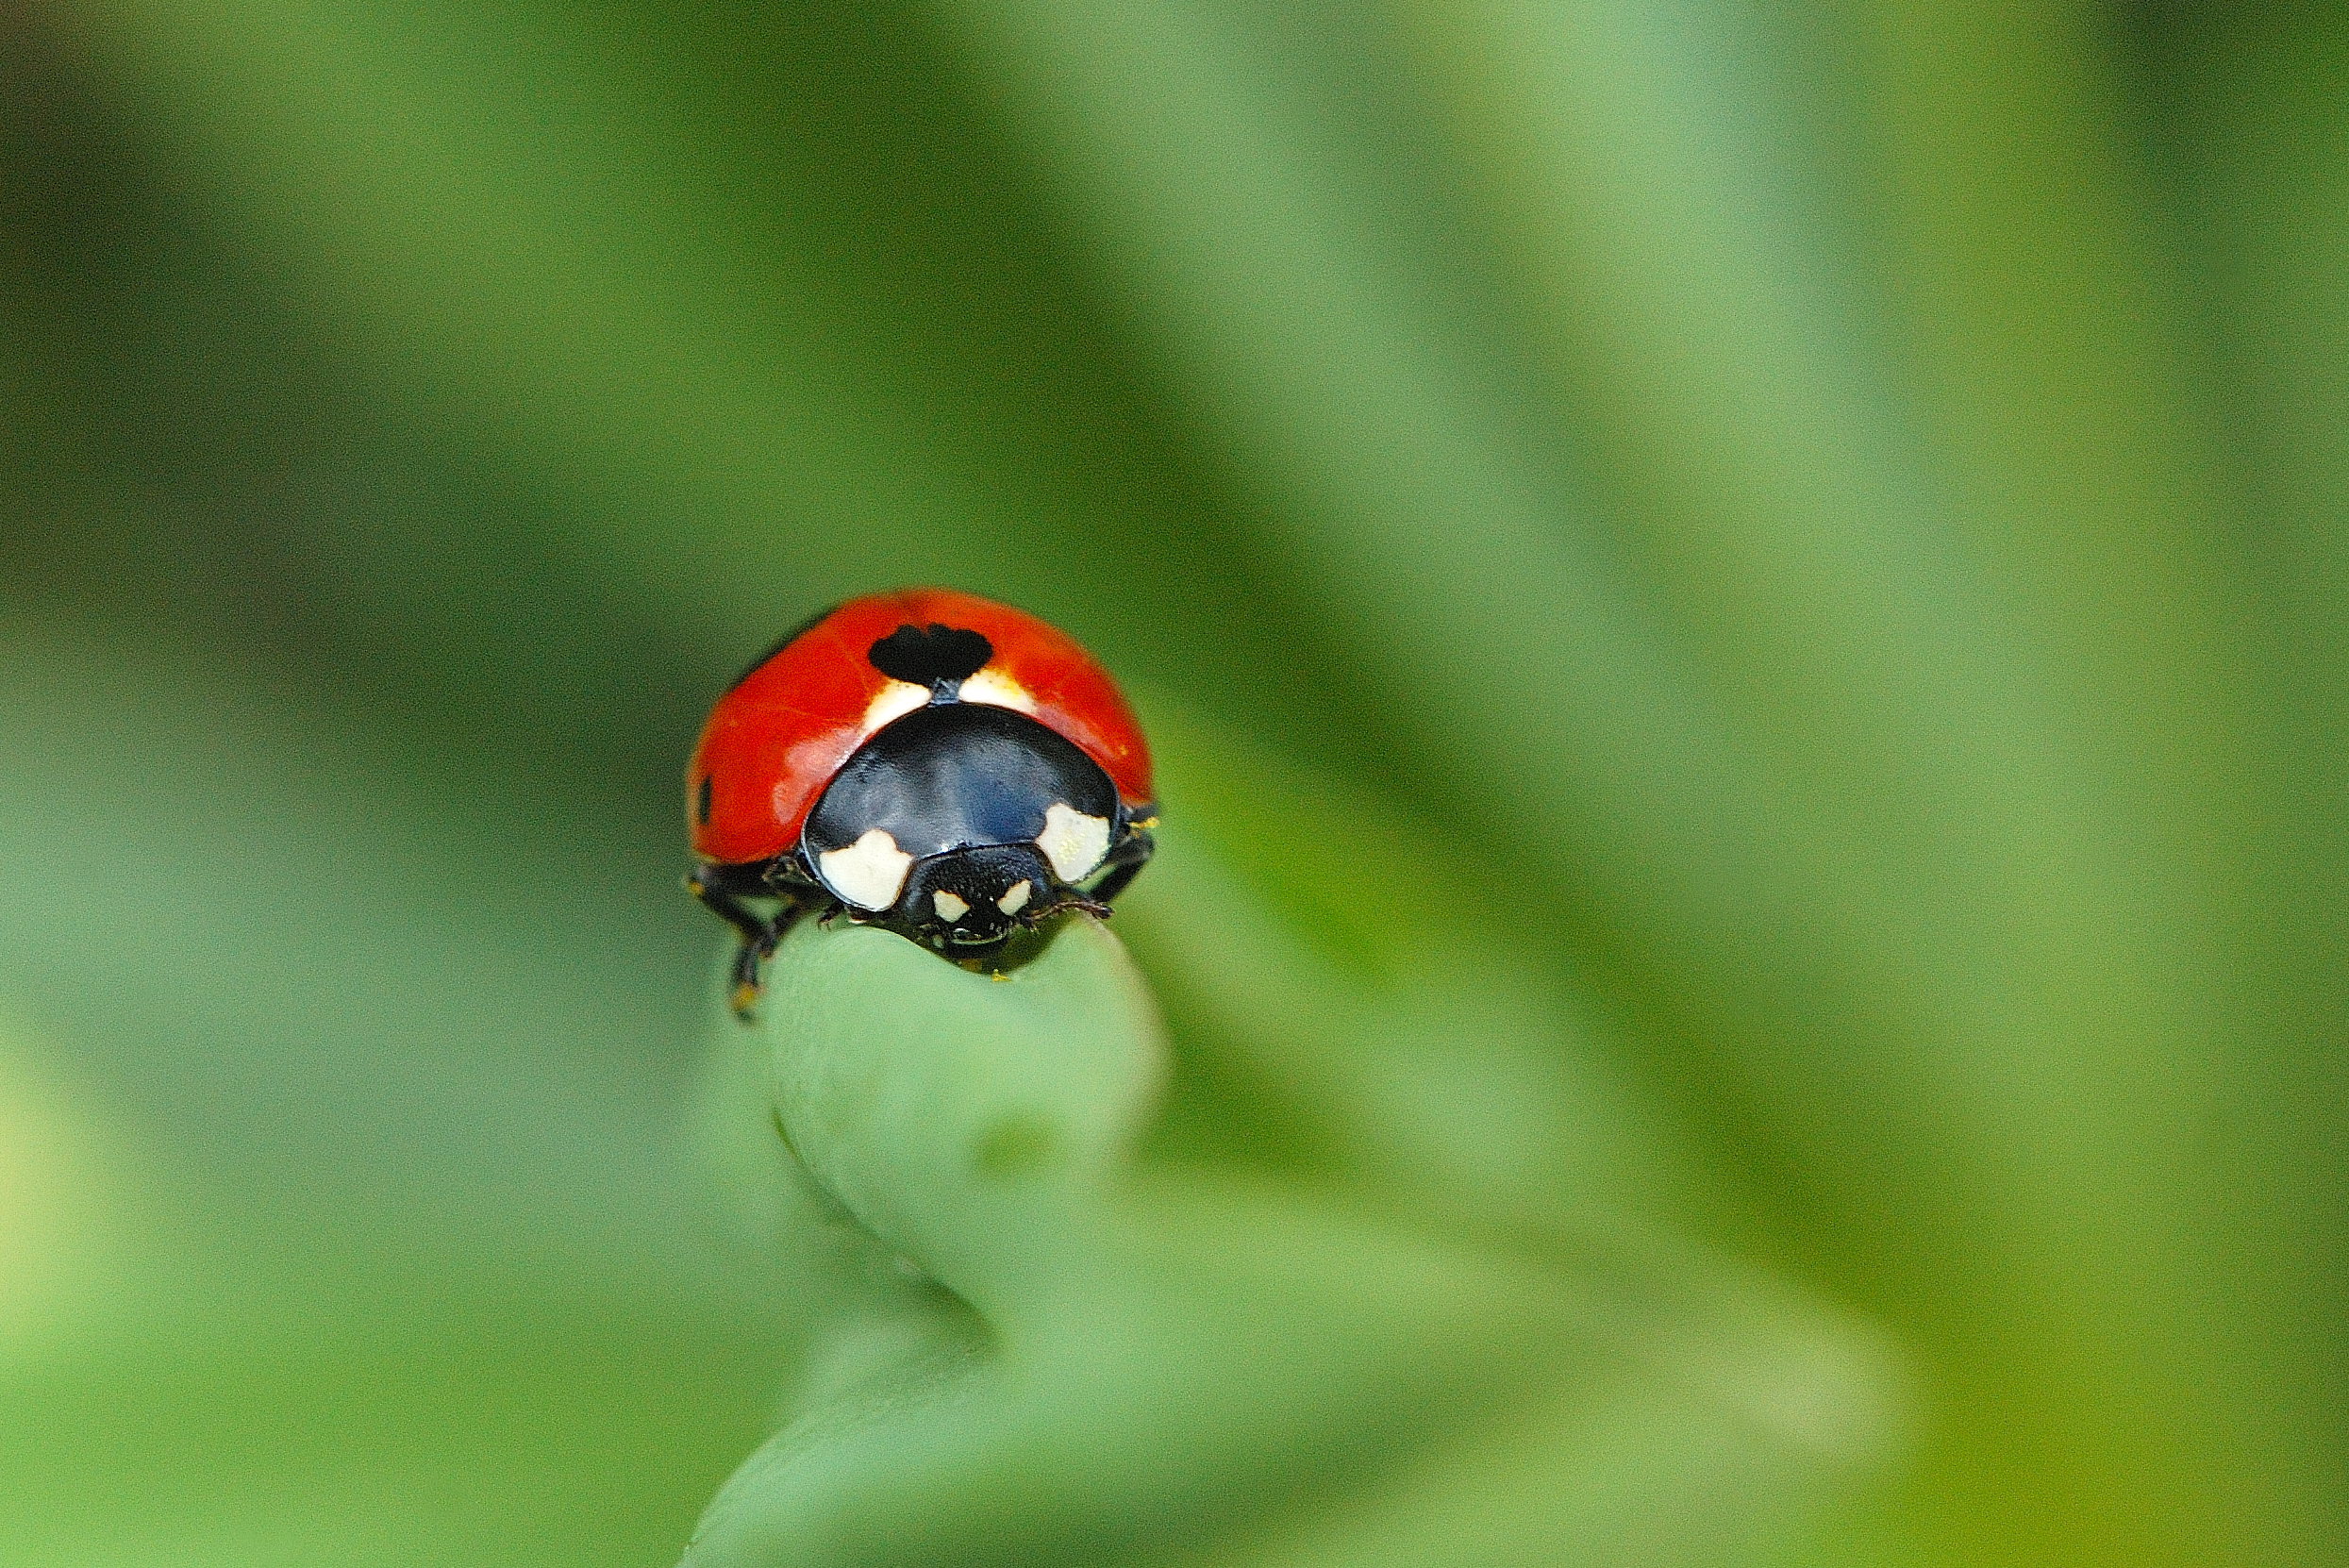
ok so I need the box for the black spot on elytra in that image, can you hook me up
[869,623,992,689]
[696,774,713,826]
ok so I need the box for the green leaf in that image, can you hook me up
[688,873,1894,1567]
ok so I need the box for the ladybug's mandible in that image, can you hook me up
[687,589,1156,1014]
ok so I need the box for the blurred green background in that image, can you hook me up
[0,1,2341,1563]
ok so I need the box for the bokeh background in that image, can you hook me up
[1,2,2342,1564]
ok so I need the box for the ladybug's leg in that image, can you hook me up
[1086,824,1156,906]
[725,902,807,1017]
[688,861,800,1019]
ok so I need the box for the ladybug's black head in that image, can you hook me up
[895,842,1059,949]
[799,701,1124,951]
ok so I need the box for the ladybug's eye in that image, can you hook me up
[868,623,992,687]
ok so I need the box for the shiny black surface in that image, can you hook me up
[804,701,1117,862]
[899,843,1058,945]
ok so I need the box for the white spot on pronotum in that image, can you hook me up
[1035,803,1110,884]
[933,891,970,922]
[861,680,930,734]
[958,667,1036,713]
[996,879,1033,916]
[817,828,914,910]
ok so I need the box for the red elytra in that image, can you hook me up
[688,589,1154,868]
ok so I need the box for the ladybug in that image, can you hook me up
[686,589,1157,1014]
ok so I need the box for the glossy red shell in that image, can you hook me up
[688,589,1154,866]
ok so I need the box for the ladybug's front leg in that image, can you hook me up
[1086,820,1157,905]
[687,861,802,1020]
[727,903,807,1017]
